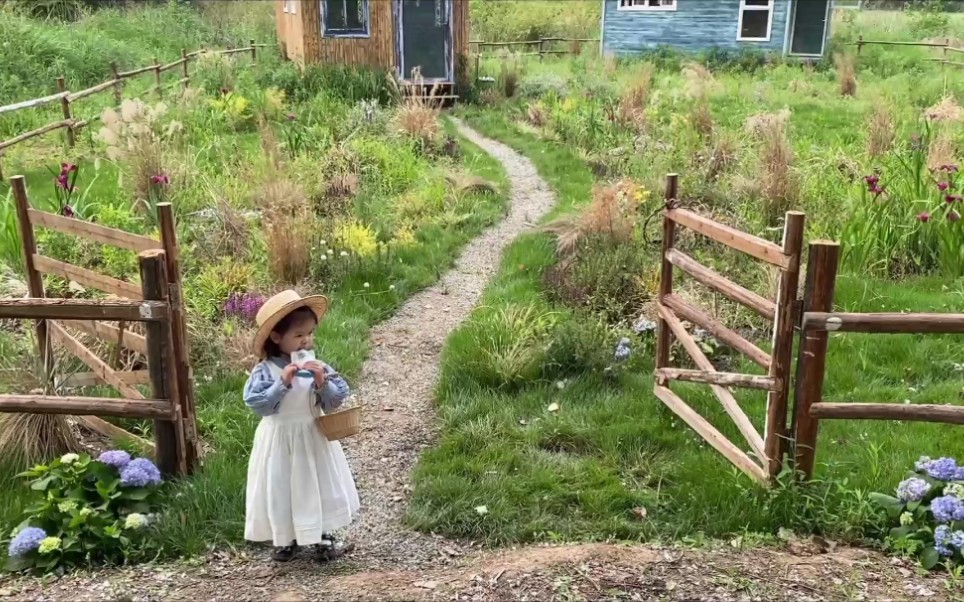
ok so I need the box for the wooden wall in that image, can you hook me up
[276,0,306,63]
[452,0,469,81]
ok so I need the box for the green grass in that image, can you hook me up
[407,107,964,547]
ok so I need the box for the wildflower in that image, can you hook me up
[633,317,657,334]
[60,205,75,218]
[938,182,950,192]
[319,255,328,262]
[37,537,61,555]
[327,248,335,256]
[950,211,961,222]
[941,164,959,173]
[320,240,327,246]
[150,173,170,186]
[340,251,349,258]
[869,185,885,196]
[124,513,148,530]
[864,174,879,187]
[98,450,132,469]
[57,500,77,514]
[8,527,46,557]
[79,508,93,518]
[389,284,396,291]
[60,453,79,464]
[920,457,960,481]
[287,113,297,121]
[119,457,162,488]
[897,477,931,502]
[61,162,78,174]
[931,495,964,523]
[614,338,632,362]
[900,512,914,526]
[918,212,931,223]
[946,195,962,203]
[55,173,70,189]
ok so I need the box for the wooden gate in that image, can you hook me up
[0,175,198,475]
[792,241,964,479]
[652,174,805,482]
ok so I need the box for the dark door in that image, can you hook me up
[399,0,451,81]
[790,0,829,56]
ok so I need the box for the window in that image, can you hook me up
[324,0,369,37]
[737,0,773,41]
[283,0,296,14]
[618,0,676,11]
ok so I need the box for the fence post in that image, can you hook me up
[109,62,122,106]
[157,203,198,473]
[791,241,840,480]
[153,56,162,100]
[11,177,51,380]
[181,49,190,90]
[538,38,545,61]
[857,35,864,56]
[763,212,805,479]
[138,250,184,477]
[56,77,75,149]
[943,38,950,94]
[655,174,679,372]
[250,38,257,61]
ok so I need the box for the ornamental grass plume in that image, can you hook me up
[259,177,313,285]
[925,96,964,123]
[392,68,442,149]
[866,104,895,159]
[835,53,857,97]
[543,179,649,258]
[617,62,654,132]
[745,109,798,224]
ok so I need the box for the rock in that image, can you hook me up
[271,590,308,602]
[414,580,439,590]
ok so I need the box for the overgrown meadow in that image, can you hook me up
[0,1,506,566]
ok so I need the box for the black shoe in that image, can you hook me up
[272,543,298,562]
[312,539,355,562]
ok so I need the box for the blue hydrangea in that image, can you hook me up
[916,456,933,472]
[119,457,162,487]
[951,530,964,550]
[936,525,955,557]
[97,450,132,469]
[931,495,964,523]
[8,527,46,557]
[896,477,931,502]
[918,457,961,481]
[613,338,631,362]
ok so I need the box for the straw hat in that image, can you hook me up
[252,290,329,357]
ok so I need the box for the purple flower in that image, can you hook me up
[119,457,162,487]
[8,527,46,557]
[97,450,132,469]
[936,525,954,556]
[938,182,950,192]
[946,195,962,203]
[55,174,70,190]
[613,338,631,362]
[224,292,264,323]
[897,477,931,502]
[150,173,170,186]
[941,164,959,173]
[864,174,879,187]
[920,457,960,481]
[60,162,77,175]
[931,495,964,523]
[918,212,931,223]
[949,211,961,223]
[60,205,75,218]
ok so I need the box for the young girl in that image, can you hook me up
[243,290,360,562]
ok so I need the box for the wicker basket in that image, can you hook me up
[315,406,361,441]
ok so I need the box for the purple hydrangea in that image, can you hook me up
[918,457,961,481]
[97,450,132,469]
[8,527,46,557]
[936,525,953,556]
[224,293,265,323]
[897,477,931,502]
[931,495,964,523]
[119,457,162,488]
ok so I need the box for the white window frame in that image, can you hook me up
[617,0,677,12]
[284,0,297,15]
[737,0,774,42]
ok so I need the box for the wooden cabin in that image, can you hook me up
[275,0,470,88]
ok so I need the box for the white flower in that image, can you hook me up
[363,282,370,289]
[320,240,327,246]
[900,512,914,526]
[340,251,349,257]
[474,505,489,515]
[319,255,327,261]
[60,453,80,464]
[389,285,396,291]
[124,513,148,530]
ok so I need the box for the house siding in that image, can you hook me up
[602,0,791,56]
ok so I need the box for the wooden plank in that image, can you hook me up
[67,80,117,102]
[49,322,145,401]
[665,248,776,320]
[665,208,790,269]
[854,40,947,48]
[656,368,779,391]
[0,394,170,419]
[0,120,71,152]
[0,92,69,116]
[663,294,771,369]
[28,209,159,252]
[33,254,143,299]
[77,416,153,452]
[764,211,805,479]
[653,385,767,483]
[71,119,89,131]
[118,64,158,78]
[655,174,679,371]
[219,47,251,55]
[11,177,50,377]
[0,298,167,322]
[159,57,187,73]
[811,403,964,425]
[791,242,840,480]
[803,312,964,334]
[60,320,147,354]
[59,370,151,388]
[657,303,767,463]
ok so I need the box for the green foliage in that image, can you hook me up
[5,453,163,573]
[470,0,599,43]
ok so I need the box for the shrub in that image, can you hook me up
[5,451,163,573]
[518,72,570,99]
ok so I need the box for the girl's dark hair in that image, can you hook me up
[262,307,318,358]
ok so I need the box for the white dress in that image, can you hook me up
[244,363,360,546]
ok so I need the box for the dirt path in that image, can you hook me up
[0,122,954,602]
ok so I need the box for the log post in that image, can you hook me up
[763,211,805,479]
[153,56,162,100]
[857,35,864,56]
[11,177,51,379]
[109,62,122,106]
[250,39,257,61]
[56,77,75,148]
[157,203,198,472]
[138,250,184,477]
[791,241,840,480]
[181,49,190,90]
[655,174,679,372]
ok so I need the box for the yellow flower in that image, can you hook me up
[633,188,652,203]
[390,226,417,249]
[38,537,61,554]
[336,221,378,258]
[265,88,286,112]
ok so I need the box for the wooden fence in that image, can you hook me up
[652,174,805,483]
[0,40,266,180]
[470,37,599,82]
[851,35,964,90]
[0,175,197,476]
[791,241,964,479]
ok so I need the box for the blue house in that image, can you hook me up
[601,0,834,58]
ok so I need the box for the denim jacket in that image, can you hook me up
[243,355,351,417]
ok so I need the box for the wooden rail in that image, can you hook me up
[0,395,171,419]
[810,403,964,424]
[0,298,167,322]
[665,248,776,320]
[28,208,159,252]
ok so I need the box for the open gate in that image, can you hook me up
[652,174,804,482]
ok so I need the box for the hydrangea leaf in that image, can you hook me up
[921,546,941,570]
[870,492,904,518]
